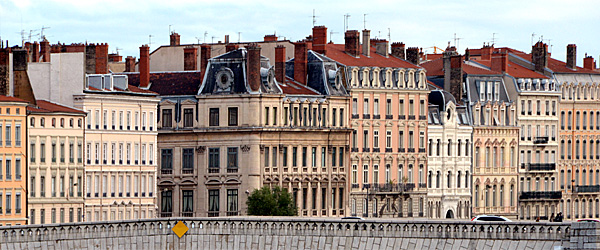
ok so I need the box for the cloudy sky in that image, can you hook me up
[1,0,599,65]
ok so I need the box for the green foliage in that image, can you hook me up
[246,186,297,216]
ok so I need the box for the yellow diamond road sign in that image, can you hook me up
[172,221,189,238]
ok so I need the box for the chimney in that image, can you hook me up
[125,56,136,72]
[312,26,327,55]
[391,42,405,60]
[481,44,493,60]
[491,49,508,73]
[294,42,307,85]
[170,32,181,46]
[584,54,596,70]
[226,43,238,52]
[95,43,109,74]
[200,45,211,71]
[275,45,286,83]
[531,41,548,73]
[264,35,277,42]
[362,29,370,57]
[63,43,85,53]
[32,42,39,62]
[449,54,463,104]
[566,44,577,69]
[183,46,198,71]
[108,53,122,62]
[224,35,230,44]
[0,47,9,95]
[246,43,261,92]
[344,30,360,57]
[24,42,32,62]
[139,45,150,88]
[85,44,96,74]
[40,39,50,62]
[373,39,388,57]
[464,48,470,61]
[12,49,36,104]
[406,47,420,65]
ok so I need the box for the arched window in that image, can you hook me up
[436,171,441,188]
[457,171,461,188]
[428,171,432,188]
[447,171,451,188]
[475,185,479,207]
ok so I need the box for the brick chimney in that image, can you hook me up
[63,43,85,53]
[183,46,198,71]
[246,43,261,92]
[275,45,286,83]
[449,55,463,104]
[566,44,577,69]
[391,42,405,60]
[170,32,180,46]
[95,43,109,74]
[139,45,150,88]
[200,45,211,71]
[0,47,9,95]
[226,44,238,52]
[108,53,122,62]
[344,30,360,57]
[362,30,370,57]
[40,39,50,62]
[224,35,230,44]
[312,26,327,55]
[85,44,96,74]
[532,41,548,73]
[464,48,470,61]
[125,56,136,72]
[264,35,277,42]
[584,54,596,70]
[406,47,420,65]
[372,39,388,57]
[32,42,39,62]
[294,42,307,85]
[481,44,493,61]
[491,49,508,73]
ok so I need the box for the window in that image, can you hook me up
[209,108,219,126]
[339,147,344,167]
[332,147,337,167]
[386,99,392,116]
[373,130,379,148]
[161,109,172,127]
[161,190,172,214]
[161,149,172,170]
[302,147,307,167]
[321,147,326,167]
[227,147,238,170]
[15,159,20,180]
[273,107,278,126]
[227,189,238,215]
[208,190,219,216]
[15,125,20,147]
[374,99,379,116]
[283,147,288,167]
[5,124,10,146]
[363,99,369,115]
[5,159,11,180]
[420,100,425,116]
[399,99,404,116]
[311,147,317,167]
[352,164,358,184]
[264,107,270,125]
[182,148,194,171]
[363,130,369,149]
[209,148,220,171]
[182,190,193,215]
[264,147,270,167]
[386,130,392,149]
[183,108,193,127]
[363,165,369,184]
[352,98,358,115]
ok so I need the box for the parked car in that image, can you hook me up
[471,215,512,222]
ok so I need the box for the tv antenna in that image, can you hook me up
[211,36,216,43]
[453,33,462,50]
[115,47,122,55]
[343,13,351,31]
[531,32,536,45]
[148,35,154,48]
[169,24,173,34]
[40,26,50,40]
[388,28,391,42]
[363,14,368,30]
[491,33,497,46]
[311,9,319,27]
[203,31,208,43]
[329,30,338,42]
[195,37,201,44]
[237,32,241,43]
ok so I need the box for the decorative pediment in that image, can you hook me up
[180,99,197,105]
[373,121,381,127]
[205,179,222,185]
[225,178,241,184]
[362,121,371,127]
[510,140,518,146]
[160,99,177,105]
[385,121,393,127]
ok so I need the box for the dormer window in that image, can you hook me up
[479,82,485,101]
[494,82,500,100]
[487,81,492,100]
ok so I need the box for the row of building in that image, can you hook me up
[0,25,599,226]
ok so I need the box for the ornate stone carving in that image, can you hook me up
[241,145,251,153]
[196,146,206,154]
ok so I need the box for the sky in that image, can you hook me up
[1,0,599,66]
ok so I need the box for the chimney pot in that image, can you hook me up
[362,30,370,57]
[95,43,109,74]
[491,50,508,73]
[170,32,181,46]
[264,35,277,42]
[406,47,420,65]
[391,42,405,60]
[532,42,549,73]
[275,45,286,83]
[294,42,308,85]
[125,56,136,72]
[40,40,51,62]
[312,26,328,55]
[139,45,150,88]
[584,54,596,70]
[567,44,577,69]
[344,30,360,57]
[373,39,389,57]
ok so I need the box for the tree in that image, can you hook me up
[247,186,297,216]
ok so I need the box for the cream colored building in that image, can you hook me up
[426,91,473,219]
[0,96,28,226]
[27,100,86,224]
[73,74,159,222]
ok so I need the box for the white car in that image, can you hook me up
[471,215,512,222]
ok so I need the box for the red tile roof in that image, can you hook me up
[420,57,500,76]
[279,77,320,95]
[0,95,29,103]
[499,47,600,74]
[121,71,204,95]
[322,44,421,68]
[473,58,548,79]
[27,100,86,114]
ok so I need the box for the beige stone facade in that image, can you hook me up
[27,101,86,224]
[0,97,28,226]
[73,76,159,222]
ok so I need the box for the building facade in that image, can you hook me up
[73,73,159,222]
[0,96,28,226]
[27,100,86,224]
[157,44,350,218]
[426,91,473,219]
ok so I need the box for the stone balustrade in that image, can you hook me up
[0,217,581,249]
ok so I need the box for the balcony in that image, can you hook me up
[385,115,393,119]
[398,115,406,120]
[351,148,359,152]
[363,148,370,153]
[373,148,380,152]
[351,184,360,189]
[399,148,405,153]
[161,169,173,175]
[526,163,556,172]
[418,148,426,153]
[519,191,562,200]
[574,185,600,193]
[533,136,549,144]
[208,211,219,217]
[227,211,239,216]
[408,115,415,120]
[227,168,238,173]
[407,148,415,153]
[373,115,381,119]
[160,212,172,218]
[182,212,193,217]
[362,183,415,194]
[363,114,371,119]
[182,169,194,174]
[352,114,359,119]
[208,168,220,174]
[385,148,393,153]
[419,115,427,120]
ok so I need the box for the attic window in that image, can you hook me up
[479,82,485,101]
[494,82,500,100]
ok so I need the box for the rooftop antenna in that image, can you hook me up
[387,28,391,42]
[40,26,50,40]
[363,14,368,30]
[115,47,122,55]
[148,35,154,49]
[195,37,201,44]
[168,24,173,34]
[203,31,208,43]
[491,33,497,46]
[453,33,462,50]
[546,38,553,53]
[329,30,338,42]
[343,13,351,31]
[237,32,241,43]
[311,9,319,27]
[211,36,216,43]
[531,32,536,45]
